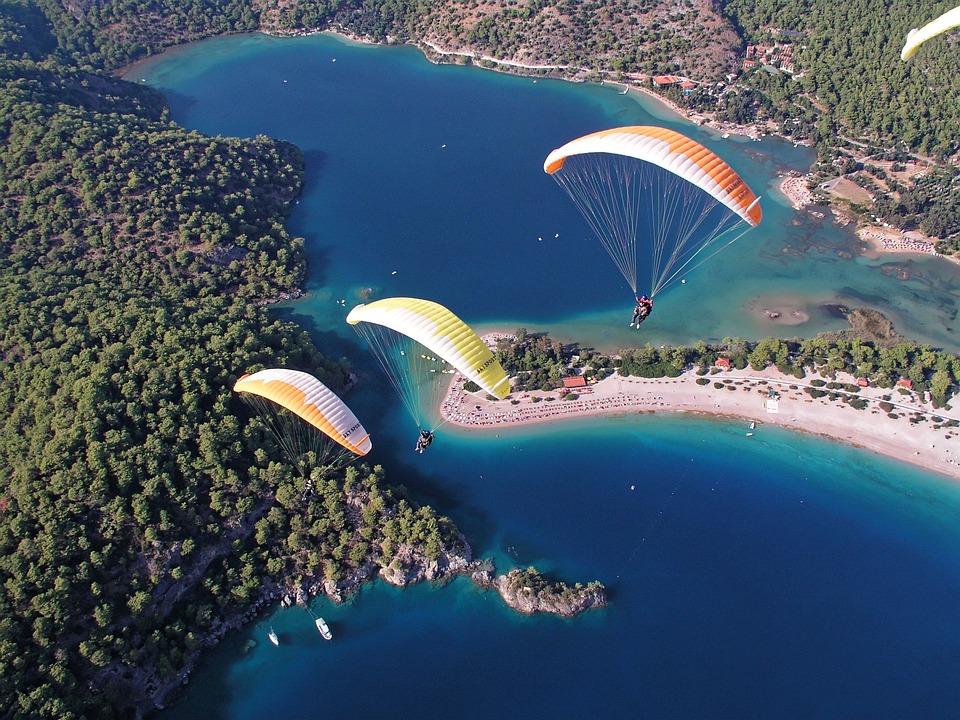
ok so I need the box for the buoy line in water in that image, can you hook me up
[614,457,694,580]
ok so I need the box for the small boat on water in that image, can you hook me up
[749,421,756,430]
[315,617,332,640]
[268,627,279,646]
[746,432,754,437]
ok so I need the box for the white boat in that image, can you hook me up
[749,421,756,430]
[268,627,279,646]
[315,617,332,640]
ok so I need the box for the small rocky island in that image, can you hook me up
[474,564,608,618]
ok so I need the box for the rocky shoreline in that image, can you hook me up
[480,566,608,618]
[140,525,604,717]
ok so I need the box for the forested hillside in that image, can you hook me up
[721,0,960,245]
[0,3,466,717]
[724,0,960,156]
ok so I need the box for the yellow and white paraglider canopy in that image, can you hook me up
[901,5,960,60]
[544,125,762,298]
[234,368,372,456]
[347,297,509,399]
[347,297,509,431]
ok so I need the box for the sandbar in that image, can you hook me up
[743,295,811,325]
[442,342,960,480]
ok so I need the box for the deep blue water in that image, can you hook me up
[130,34,960,719]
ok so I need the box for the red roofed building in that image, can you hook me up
[652,75,680,86]
[563,376,587,389]
[714,357,732,369]
[896,378,914,391]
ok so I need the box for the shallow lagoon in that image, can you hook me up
[128,33,960,352]
[130,33,960,720]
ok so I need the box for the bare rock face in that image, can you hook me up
[470,558,496,588]
[379,536,473,587]
[493,567,607,618]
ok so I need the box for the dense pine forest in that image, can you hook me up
[0,3,466,717]
[721,0,960,248]
[2,0,960,717]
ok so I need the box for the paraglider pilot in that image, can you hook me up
[415,428,435,453]
[630,295,654,328]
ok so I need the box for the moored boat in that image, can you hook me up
[268,627,279,646]
[315,617,332,640]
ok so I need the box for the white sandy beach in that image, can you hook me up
[442,341,960,480]
[778,175,815,209]
[857,224,944,257]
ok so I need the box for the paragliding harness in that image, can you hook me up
[630,296,654,328]
[415,428,435,453]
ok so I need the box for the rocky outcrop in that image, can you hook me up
[491,567,607,618]
[254,289,304,306]
[378,534,473,587]
[317,561,379,603]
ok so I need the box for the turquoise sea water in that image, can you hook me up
[129,34,960,719]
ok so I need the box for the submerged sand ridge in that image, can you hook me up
[441,341,960,480]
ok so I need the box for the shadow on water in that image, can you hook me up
[166,630,244,720]
[299,245,333,291]
[384,454,502,555]
[273,305,356,362]
[299,149,329,184]
[158,88,198,117]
